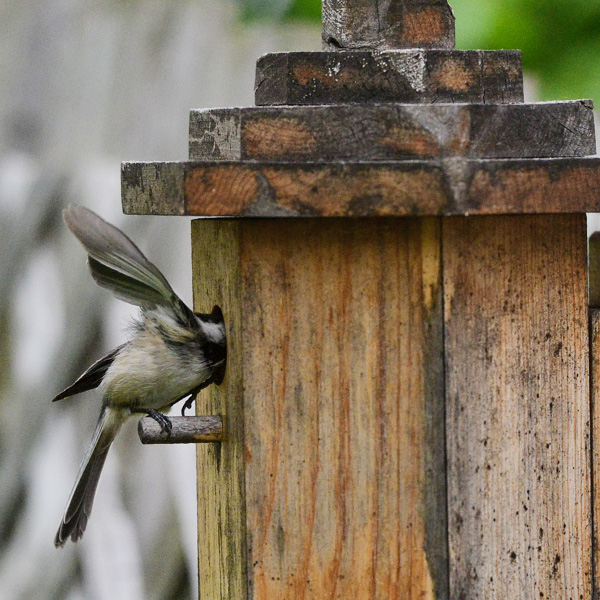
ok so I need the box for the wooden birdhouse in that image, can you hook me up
[124,1,600,598]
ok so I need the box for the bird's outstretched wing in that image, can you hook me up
[63,205,196,327]
[52,345,124,402]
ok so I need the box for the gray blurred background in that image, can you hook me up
[1,1,599,599]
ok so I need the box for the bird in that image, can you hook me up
[53,205,226,548]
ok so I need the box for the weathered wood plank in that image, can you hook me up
[255,50,523,106]
[590,309,600,598]
[137,416,223,444]
[190,101,595,162]
[122,162,187,215]
[589,233,600,309]
[189,108,241,161]
[120,162,185,215]
[322,0,455,50]
[444,215,592,599]
[122,158,600,217]
[468,100,594,158]
[481,51,525,103]
[192,220,247,600]
[239,218,447,598]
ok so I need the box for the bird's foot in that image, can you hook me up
[146,409,172,436]
[181,393,198,417]
[180,378,214,416]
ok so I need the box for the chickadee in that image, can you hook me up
[53,205,226,548]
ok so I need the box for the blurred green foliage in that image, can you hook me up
[238,0,319,22]
[239,0,600,103]
[451,0,600,102]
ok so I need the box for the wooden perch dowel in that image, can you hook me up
[138,415,223,444]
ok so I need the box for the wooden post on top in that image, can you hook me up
[121,0,600,598]
[322,0,455,49]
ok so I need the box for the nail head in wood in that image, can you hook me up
[138,415,223,444]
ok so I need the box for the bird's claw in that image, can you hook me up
[180,377,215,416]
[181,394,197,417]
[146,409,172,436]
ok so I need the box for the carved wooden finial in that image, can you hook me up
[322,0,455,50]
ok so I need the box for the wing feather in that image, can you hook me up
[63,205,196,327]
[52,345,124,402]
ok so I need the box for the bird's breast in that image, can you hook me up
[100,330,212,410]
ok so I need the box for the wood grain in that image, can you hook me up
[589,233,600,309]
[443,215,592,599]
[321,0,455,50]
[255,50,523,106]
[239,218,447,598]
[192,220,247,600]
[122,158,600,218]
[189,101,595,162]
[137,416,223,444]
[120,162,185,215]
[480,51,525,103]
[591,309,600,599]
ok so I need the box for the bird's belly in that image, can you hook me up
[101,341,211,410]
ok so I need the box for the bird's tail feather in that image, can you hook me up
[55,407,125,547]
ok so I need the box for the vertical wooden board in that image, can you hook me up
[192,220,247,600]
[239,218,447,599]
[589,233,600,309]
[444,215,592,599]
[591,309,600,599]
